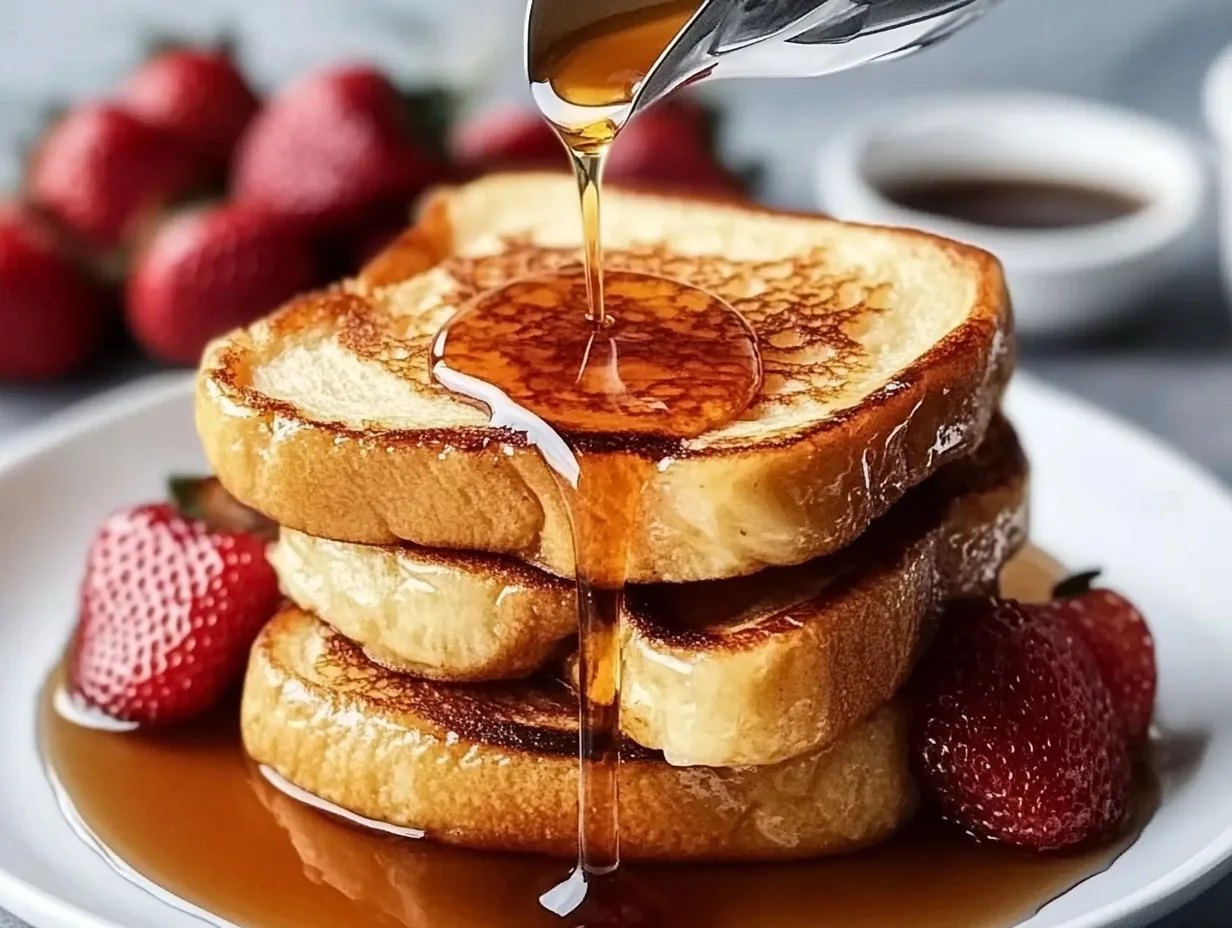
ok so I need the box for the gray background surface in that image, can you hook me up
[1,0,1230,924]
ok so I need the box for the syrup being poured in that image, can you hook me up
[434,0,753,917]
[33,4,1162,927]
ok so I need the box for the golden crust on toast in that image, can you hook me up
[242,607,916,861]
[620,414,1026,765]
[270,417,1025,765]
[198,173,1013,583]
[269,535,574,681]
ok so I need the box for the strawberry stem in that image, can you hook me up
[167,474,278,539]
[1053,569,1102,599]
[400,86,457,159]
[168,474,209,519]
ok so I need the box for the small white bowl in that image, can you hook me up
[1203,43,1232,306]
[816,93,1206,336]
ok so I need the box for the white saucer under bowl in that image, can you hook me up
[816,93,1206,338]
[0,373,1230,928]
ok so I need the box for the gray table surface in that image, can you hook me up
[1,0,1231,925]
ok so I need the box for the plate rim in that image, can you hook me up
[0,370,1231,928]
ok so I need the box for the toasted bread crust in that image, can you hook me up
[622,415,1027,765]
[198,174,1012,583]
[270,532,575,681]
[270,419,1025,765]
[242,607,916,860]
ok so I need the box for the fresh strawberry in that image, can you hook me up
[1051,572,1156,745]
[118,47,260,172]
[26,103,199,250]
[232,64,445,231]
[451,106,564,173]
[607,100,745,197]
[169,475,277,540]
[126,202,323,365]
[0,203,106,381]
[69,503,281,725]
[912,597,1131,851]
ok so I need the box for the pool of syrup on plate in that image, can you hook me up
[41,546,1160,928]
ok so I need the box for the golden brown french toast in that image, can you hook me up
[243,606,915,861]
[198,172,1012,583]
[270,417,1025,764]
[268,535,575,681]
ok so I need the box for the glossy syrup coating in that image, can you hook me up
[529,0,699,150]
[532,1,697,107]
[433,267,762,441]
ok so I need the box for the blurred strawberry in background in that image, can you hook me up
[0,203,107,381]
[451,105,564,174]
[449,95,753,196]
[118,46,260,176]
[27,103,200,257]
[127,204,322,365]
[232,64,446,232]
[0,40,756,383]
[606,99,748,197]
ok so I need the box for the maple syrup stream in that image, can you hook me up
[436,1,750,915]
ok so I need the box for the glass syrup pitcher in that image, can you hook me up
[527,0,1001,134]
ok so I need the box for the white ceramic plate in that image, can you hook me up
[0,372,1230,928]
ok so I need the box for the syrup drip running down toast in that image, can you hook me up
[432,0,760,915]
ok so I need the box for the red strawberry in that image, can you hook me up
[69,503,281,725]
[912,597,1131,851]
[27,103,199,250]
[607,100,745,197]
[126,203,323,365]
[1051,572,1156,745]
[0,203,106,381]
[232,64,445,231]
[118,47,260,172]
[451,106,564,173]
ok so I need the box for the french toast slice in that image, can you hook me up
[198,172,1012,583]
[269,534,575,681]
[270,417,1025,764]
[242,606,915,861]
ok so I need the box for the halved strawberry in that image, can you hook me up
[68,501,280,725]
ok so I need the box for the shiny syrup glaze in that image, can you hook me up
[41,546,1159,928]
[435,1,749,908]
[431,266,760,910]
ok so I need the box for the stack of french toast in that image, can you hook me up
[196,172,1021,861]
